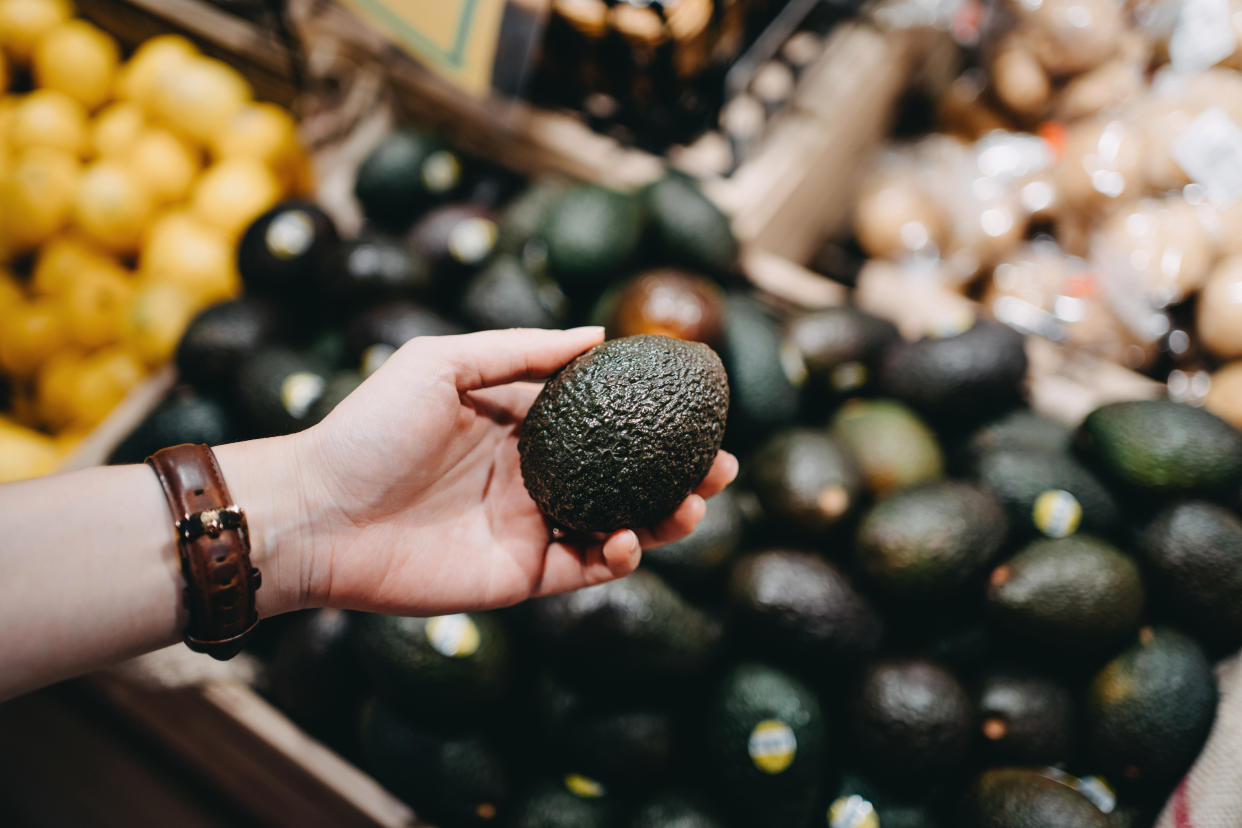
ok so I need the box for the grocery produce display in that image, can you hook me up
[836,0,1242,433]
[103,106,1241,826]
[0,0,309,483]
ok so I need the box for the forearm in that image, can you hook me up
[0,436,314,700]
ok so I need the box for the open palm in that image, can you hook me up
[296,327,736,616]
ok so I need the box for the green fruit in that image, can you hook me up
[317,232,433,309]
[749,429,864,534]
[973,449,1120,540]
[986,536,1143,654]
[965,410,1072,464]
[518,335,728,532]
[849,658,973,782]
[1077,400,1242,495]
[556,706,675,789]
[237,347,332,436]
[108,386,233,464]
[960,768,1111,828]
[703,662,826,828]
[538,184,645,292]
[1139,501,1242,647]
[644,487,744,586]
[459,254,567,331]
[831,398,944,495]
[175,298,283,390]
[528,569,721,689]
[354,129,462,230]
[855,482,1007,599]
[728,549,883,664]
[352,611,511,718]
[627,792,726,828]
[359,699,509,826]
[879,321,1027,423]
[237,201,338,297]
[270,609,363,736]
[977,669,1076,765]
[828,773,942,828]
[784,306,899,398]
[642,171,736,274]
[496,177,571,254]
[510,779,613,828]
[1086,627,1217,787]
[720,295,801,444]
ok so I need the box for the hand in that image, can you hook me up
[285,327,737,616]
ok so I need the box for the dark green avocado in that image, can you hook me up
[642,171,737,275]
[879,320,1027,424]
[108,386,233,464]
[527,569,721,691]
[317,232,433,309]
[986,536,1143,655]
[719,294,801,444]
[555,706,675,789]
[358,698,509,826]
[960,768,1111,828]
[627,792,727,828]
[965,410,1072,465]
[175,298,283,391]
[831,398,944,496]
[352,611,512,719]
[343,301,464,370]
[1086,627,1217,787]
[1077,399,1242,496]
[703,662,826,828]
[237,201,339,298]
[269,609,364,741]
[459,254,568,331]
[236,347,332,436]
[518,335,728,533]
[748,429,864,535]
[976,669,1076,766]
[972,449,1120,540]
[404,202,498,289]
[644,487,745,587]
[354,129,463,230]
[855,482,1007,599]
[849,658,973,783]
[828,773,942,828]
[509,779,613,828]
[1139,500,1242,648]
[783,306,899,399]
[537,184,645,293]
[728,549,883,664]
[496,177,571,254]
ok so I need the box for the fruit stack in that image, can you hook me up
[0,0,308,483]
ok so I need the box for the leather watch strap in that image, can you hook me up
[146,444,261,660]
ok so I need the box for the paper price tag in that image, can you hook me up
[1173,107,1242,208]
[1169,0,1236,75]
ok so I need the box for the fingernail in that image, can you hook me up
[623,529,641,554]
[722,452,740,483]
[688,494,707,521]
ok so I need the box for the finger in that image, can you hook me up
[465,382,543,421]
[635,494,707,549]
[533,530,641,597]
[417,327,605,391]
[694,451,739,499]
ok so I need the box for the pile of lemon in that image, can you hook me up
[0,0,311,483]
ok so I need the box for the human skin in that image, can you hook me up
[0,327,737,700]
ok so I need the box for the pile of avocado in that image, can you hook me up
[110,125,1242,828]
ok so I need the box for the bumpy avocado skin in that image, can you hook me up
[519,335,729,532]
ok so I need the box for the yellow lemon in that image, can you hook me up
[0,297,66,377]
[150,55,251,146]
[0,46,8,92]
[35,347,82,429]
[115,34,197,106]
[33,19,120,111]
[127,127,200,205]
[74,160,154,253]
[0,146,79,250]
[140,210,239,304]
[30,234,113,295]
[61,260,134,349]
[90,100,145,158]
[190,157,281,241]
[210,102,304,188]
[0,420,59,482]
[125,281,197,366]
[0,266,23,308]
[8,88,87,155]
[67,345,146,427]
[0,0,72,64]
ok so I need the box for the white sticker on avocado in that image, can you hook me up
[1032,489,1082,538]
[1075,776,1116,813]
[422,150,461,193]
[265,210,315,259]
[563,773,605,798]
[828,795,880,828]
[830,361,867,391]
[448,217,498,264]
[748,719,797,774]
[425,614,480,658]
[281,371,325,419]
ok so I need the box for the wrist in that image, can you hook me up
[213,434,323,618]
